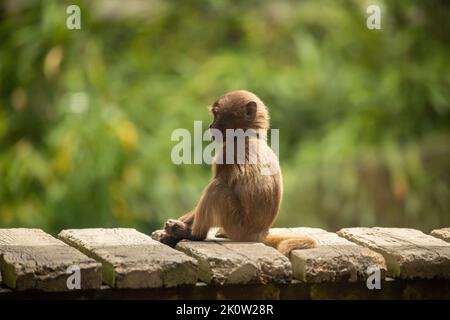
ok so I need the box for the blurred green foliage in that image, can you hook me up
[0,0,449,235]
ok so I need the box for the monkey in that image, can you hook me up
[155,90,316,256]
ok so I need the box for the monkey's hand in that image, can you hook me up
[151,229,180,247]
[165,219,189,237]
[165,218,204,241]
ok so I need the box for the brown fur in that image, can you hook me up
[159,90,316,256]
[263,235,317,256]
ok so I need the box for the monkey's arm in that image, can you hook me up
[163,178,238,242]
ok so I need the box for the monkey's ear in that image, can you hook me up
[245,101,257,120]
[209,101,219,115]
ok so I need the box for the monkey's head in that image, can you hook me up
[208,90,269,136]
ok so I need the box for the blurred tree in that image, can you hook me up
[0,0,448,234]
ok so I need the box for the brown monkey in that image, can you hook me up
[156,90,316,256]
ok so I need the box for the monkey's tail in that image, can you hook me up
[263,235,316,256]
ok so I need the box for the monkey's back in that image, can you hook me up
[214,141,282,241]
